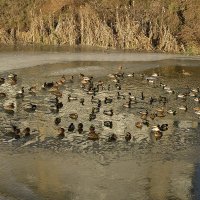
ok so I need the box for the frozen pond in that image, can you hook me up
[0,48,200,200]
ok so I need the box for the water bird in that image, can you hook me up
[135,121,143,129]
[69,113,78,120]
[125,132,132,142]
[0,77,5,85]
[104,121,113,128]
[104,97,113,104]
[78,123,83,134]
[54,117,61,125]
[0,92,6,98]
[182,69,191,76]
[89,112,96,121]
[3,102,15,113]
[22,127,31,137]
[80,98,85,105]
[88,125,99,141]
[108,133,117,142]
[68,123,75,132]
[57,128,65,139]
[24,103,37,112]
[117,92,125,99]
[178,105,187,112]
[103,109,113,116]
[68,94,78,102]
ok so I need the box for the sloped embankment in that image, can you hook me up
[0,0,199,54]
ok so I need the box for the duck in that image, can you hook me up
[194,97,200,103]
[92,107,100,114]
[127,73,135,77]
[155,107,165,114]
[193,107,200,111]
[128,92,136,101]
[68,94,78,102]
[117,92,125,99]
[158,124,168,131]
[41,82,54,89]
[142,120,150,127]
[152,130,163,140]
[151,73,159,77]
[3,102,15,113]
[178,105,187,112]
[195,111,200,116]
[103,109,113,116]
[24,103,37,112]
[125,132,131,142]
[177,93,187,99]
[123,99,132,108]
[87,125,99,141]
[15,87,25,99]
[182,69,191,76]
[167,109,177,115]
[51,90,62,98]
[14,128,21,140]
[104,121,113,129]
[54,117,61,125]
[0,77,5,85]
[28,86,37,95]
[89,112,96,121]
[80,98,85,105]
[104,97,113,104]
[57,128,65,139]
[68,123,75,132]
[108,133,117,142]
[91,96,100,104]
[78,123,83,134]
[69,113,78,120]
[191,87,199,93]
[22,127,31,137]
[150,112,157,120]
[0,92,6,98]
[135,121,143,129]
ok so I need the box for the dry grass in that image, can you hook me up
[0,0,199,53]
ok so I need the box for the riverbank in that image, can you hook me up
[0,0,200,54]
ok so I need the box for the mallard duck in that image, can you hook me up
[68,123,75,132]
[193,107,200,111]
[152,130,163,140]
[78,123,83,134]
[57,128,65,139]
[142,120,150,127]
[87,125,99,141]
[41,82,54,89]
[92,107,100,114]
[103,109,113,116]
[135,121,142,129]
[16,87,25,98]
[125,132,131,142]
[104,97,113,104]
[167,109,177,115]
[123,100,131,108]
[22,127,31,137]
[89,112,96,121]
[191,87,199,93]
[128,92,136,100]
[28,86,37,95]
[152,73,159,77]
[51,90,62,98]
[0,92,6,98]
[80,98,85,105]
[69,113,78,120]
[158,124,168,131]
[150,113,157,120]
[91,96,100,104]
[24,103,37,112]
[54,117,61,125]
[117,92,125,99]
[178,105,187,112]
[0,77,5,85]
[3,102,15,113]
[127,73,134,77]
[108,133,117,142]
[68,94,78,102]
[104,121,113,128]
[194,97,200,103]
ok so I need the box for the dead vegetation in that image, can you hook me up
[0,0,199,54]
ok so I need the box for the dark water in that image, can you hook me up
[0,50,200,200]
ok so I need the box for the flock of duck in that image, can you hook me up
[0,66,200,146]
